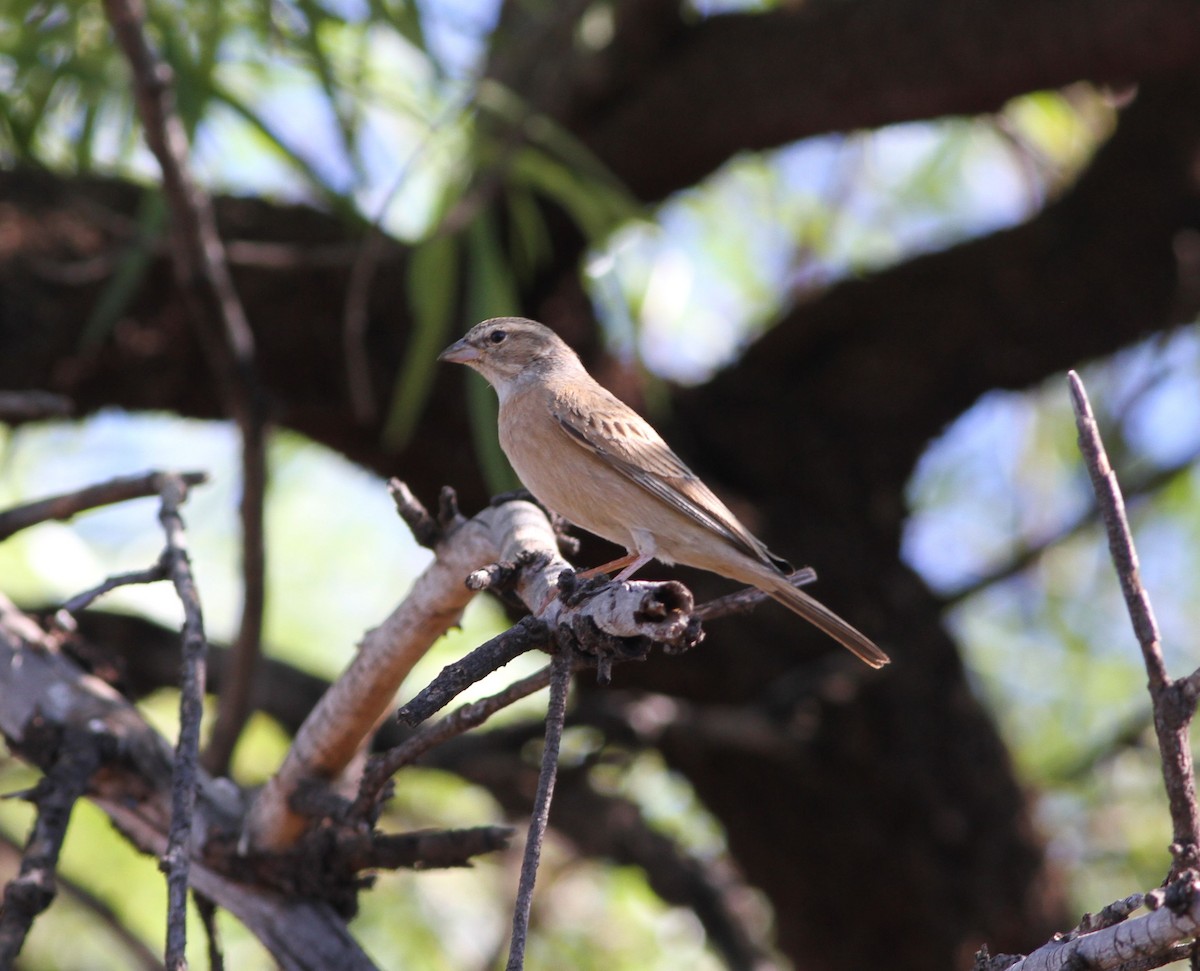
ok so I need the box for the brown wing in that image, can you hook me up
[550,388,790,572]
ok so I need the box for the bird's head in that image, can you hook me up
[438,317,580,394]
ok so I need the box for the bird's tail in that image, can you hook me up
[762,573,890,669]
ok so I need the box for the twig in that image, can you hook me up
[388,479,464,549]
[0,830,161,970]
[505,647,573,971]
[342,225,387,423]
[336,826,513,872]
[397,616,550,727]
[695,567,817,621]
[102,0,269,782]
[58,560,168,617]
[944,447,1200,608]
[995,872,1200,971]
[354,662,561,819]
[0,470,208,542]
[1068,370,1200,875]
[195,893,225,971]
[155,473,210,970]
[0,728,105,967]
[0,391,73,422]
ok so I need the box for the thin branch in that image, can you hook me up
[353,662,561,819]
[155,473,210,970]
[695,567,817,621]
[944,448,1200,608]
[0,391,73,422]
[0,470,208,542]
[336,826,513,872]
[0,728,105,967]
[1068,370,1200,874]
[994,872,1200,971]
[0,830,161,971]
[195,893,225,971]
[101,0,269,783]
[396,616,550,727]
[505,646,573,971]
[58,560,168,616]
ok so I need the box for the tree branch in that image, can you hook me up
[154,473,211,968]
[0,470,208,542]
[1069,371,1200,874]
[102,0,269,782]
[582,0,1200,200]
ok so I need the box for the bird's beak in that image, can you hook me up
[437,338,480,364]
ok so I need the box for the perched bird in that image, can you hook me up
[438,317,889,669]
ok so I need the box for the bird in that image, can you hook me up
[437,317,890,669]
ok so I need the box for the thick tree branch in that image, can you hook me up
[580,0,1200,199]
[244,491,700,852]
[0,597,379,971]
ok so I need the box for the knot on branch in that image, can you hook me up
[1162,871,1200,916]
[388,481,464,549]
[466,550,553,612]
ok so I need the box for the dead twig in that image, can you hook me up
[505,646,573,971]
[396,616,550,727]
[102,0,269,783]
[155,473,210,970]
[1069,370,1200,875]
[0,391,73,422]
[0,727,107,966]
[695,567,817,621]
[353,662,566,820]
[0,470,208,543]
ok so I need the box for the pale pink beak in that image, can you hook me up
[437,338,480,364]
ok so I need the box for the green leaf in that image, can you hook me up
[463,212,520,494]
[504,183,551,284]
[80,191,167,349]
[381,232,460,451]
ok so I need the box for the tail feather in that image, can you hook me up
[763,574,890,669]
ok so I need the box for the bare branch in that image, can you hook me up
[396,615,550,727]
[336,826,513,872]
[695,567,817,621]
[58,561,168,617]
[0,831,161,970]
[996,874,1200,971]
[506,647,573,971]
[0,597,378,971]
[194,893,225,971]
[353,662,562,819]
[101,0,269,783]
[156,473,210,969]
[0,470,208,542]
[1068,370,1200,873]
[242,496,558,852]
[245,489,699,851]
[0,391,73,422]
[0,728,105,966]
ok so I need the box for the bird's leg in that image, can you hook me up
[612,552,654,582]
[574,552,639,580]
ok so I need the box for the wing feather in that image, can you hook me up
[550,390,789,571]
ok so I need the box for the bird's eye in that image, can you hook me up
[489,330,508,344]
